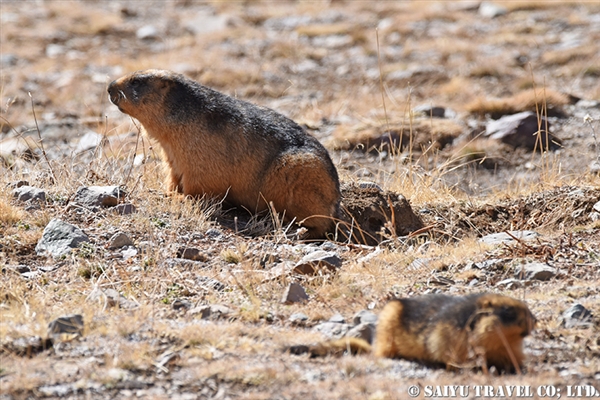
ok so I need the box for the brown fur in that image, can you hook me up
[108,69,340,238]
[292,293,535,373]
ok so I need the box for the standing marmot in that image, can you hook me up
[290,293,536,373]
[108,69,340,238]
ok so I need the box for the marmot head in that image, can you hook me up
[108,69,184,122]
[470,294,536,338]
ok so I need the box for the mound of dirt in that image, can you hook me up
[337,182,424,245]
[423,185,600,239]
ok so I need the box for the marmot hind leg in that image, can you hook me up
[261,152,340,239]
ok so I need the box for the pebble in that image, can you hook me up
[73,186,124,208]
[514,262,557,281]
[352,310,378,325]
[561,304,593,328]
[289,312,309,325]
[479,230,539,245]
[35,219,90,258]
[47,314,84,337]
[293,251,342,275]
[281,282,309,304]
[108,232,134,249]
[12,185,46,203]
[484,112,558,150]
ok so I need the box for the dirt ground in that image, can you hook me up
[1,1,599,399]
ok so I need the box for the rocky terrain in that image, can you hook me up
[1,1,599,399]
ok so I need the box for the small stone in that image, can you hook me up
[7,336,53,357]
[479,2,508,18]
[479,230,539,245]
[495,278,523,289]
[88,288,138,309]
[329,313,346,324]
[114,203,136,215]
[7,265,31,274]
[73,186,124,208]
[136,25,159,40]
[590,160,600,175]
[293,251,342,275]
[346,323,375,344]
[514,262,557,281]
[352,310,378,326]
[35,219,90,258]
[561,304,593,328]
[75,131,104,153]
[172,299,192,311]
[484,112,559,150]
[12,185,46,203]
[176,247,208,262]
[281,282,309,304]
[191,304,231,319]
[47,314,84,337]
[593,201,600,213]
[196,276,226,292]
[205,228,222,238]
[289,313,309,325]
[108,232,134,249]
[313,321,350,339]
[413,105,454,118]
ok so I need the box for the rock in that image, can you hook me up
[329,313,346,324]
[73,186,124,208]
[346,323,375,344]
[88,288,138,309]
[313,321,350,339]
[47,314,84,338]
[205,228,223,238]
[352,310,378,326]
[75,130,104,153]
[108,232,134,249]
[479,230,539,245]
[356,181,383,191]
[514,262,557,281]
[495,278,523,289]
[114,203,136,215]
[196,276,226,292]
[176,247,208,262]
[484,111,559,150]
[12,185,46,203]
[281,282,309,304]
[593,201,600,213]
[413,105,455,119]
[35,219,90,258]
[184,10,228,35]
[289,312,309,325]
[191,304,231,320]
[471,258,505,270]
[5,336,53,357]
[0,53,17,67]
[136,25,159,40]
[479,2,508,18]
[590,160,600,175]
[172,299,192,311]
[561,304,593,328]
[0,136,39,163]
[293,251,342,275]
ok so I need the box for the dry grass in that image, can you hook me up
[1,1,599,398]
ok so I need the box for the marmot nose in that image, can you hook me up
[107,81,120,105]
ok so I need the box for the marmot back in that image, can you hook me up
[290,293,536,373]
[108,69,340,238]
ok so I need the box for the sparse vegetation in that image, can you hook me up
[1,1,599,399]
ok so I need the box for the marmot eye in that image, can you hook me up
[131,78,142,87]
[498,306,518,324]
